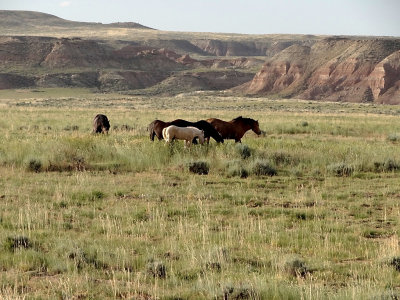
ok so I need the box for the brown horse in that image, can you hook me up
[206,116,261,142]
[93,114,110,134]
[148,119,167,141]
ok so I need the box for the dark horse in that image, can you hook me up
[148,119,223,143]
[93,114,110,134]
[206,116,261,142]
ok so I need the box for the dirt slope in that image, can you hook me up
[243,38,400,103]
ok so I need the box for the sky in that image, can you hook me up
[1,0,399,37]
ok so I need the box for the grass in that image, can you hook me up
[1,90,400,298]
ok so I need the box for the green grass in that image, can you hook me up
[1,91,400,298]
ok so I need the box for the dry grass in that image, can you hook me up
[1,91,400,298]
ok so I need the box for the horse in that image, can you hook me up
[148,119,223,143]
[162,125,205,147]
[169,119,223,143]
[206,116,261,142]
[148,119,167,141]
[93,114,110,134]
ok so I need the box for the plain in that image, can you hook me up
[1,89,400,299]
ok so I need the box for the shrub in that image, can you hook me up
[225,161,248,178]
[374,159,400,172]
[387,133,400,142]
[187,161,209,175]
[4,236,32,252]
[223,284,257,300]
[284,258,311,278]
[146,259,166,278]
[389,257,400,272]
[327,162,354,177]
[251,160,277,176]
[270,151,299,166]
[27,159,42,173]
[235,144,252,159]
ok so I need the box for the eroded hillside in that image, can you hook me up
[0,10,399,103]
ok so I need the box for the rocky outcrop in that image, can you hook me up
[1,33,399,103]
[368,51,400,104]
[243,38,400,103]
[247,44,310,95]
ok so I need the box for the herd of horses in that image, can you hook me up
[93,114,262,146]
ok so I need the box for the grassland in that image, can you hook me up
[1,89,400,299]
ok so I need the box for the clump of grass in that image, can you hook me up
[300,121,309,127]
[374,159,400,172]
[284,258,311,278]
[146,259,166,279]
[68,247,108,270]
[270,151,299,166]
[27,159,42,173]
[63,125,79,131]
[187,161,209,175]
[387,133,400,142]
[4,236,32,252]
[235,144,252,159]
[251,159,277,176]
[223,284,257,300]
[389,257,400,272]
[327,162,354,177]
[225,160,248,178]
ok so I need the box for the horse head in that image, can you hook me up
[199,130,205,144]
[251,119,262,135]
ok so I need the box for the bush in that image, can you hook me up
[251,160,277,176]
[387,133,400,142]
[270,151,299,166]
[225,160,248,178]
[147,259,166,278]
[284,258,311,278]
[374,159,400,172]
[327,162,354,177]
[235,144,252,159]
[27,159,42,173]
[4,236,32,252]
[389,257,400,272]
[227,164,248,178]
[187,161,209,175]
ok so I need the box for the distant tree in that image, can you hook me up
[362,87,374,102]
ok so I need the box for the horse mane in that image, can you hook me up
[231,116,256,125]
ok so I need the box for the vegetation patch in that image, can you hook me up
[187,160,209,175]
[374,158,400,172]
[327,162,354,177]
[251,159,277,176]
[235,144,252,159]
[4,236,32,252]
[27,159,42,173]
[284,258,312,278]
[146,259,167,279]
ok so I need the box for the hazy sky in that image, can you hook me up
[1,0,399,36]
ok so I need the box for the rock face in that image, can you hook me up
[244,38,400,104]
[0,32,399,103]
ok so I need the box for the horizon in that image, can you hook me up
[0,0,399,37]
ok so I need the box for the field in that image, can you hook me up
[1,89,400,299]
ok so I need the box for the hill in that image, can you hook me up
[0,10,152,30]
[0,10,399,103]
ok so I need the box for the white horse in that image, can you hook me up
[162,125,205,147]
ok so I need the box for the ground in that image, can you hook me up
[0,89,400,299]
